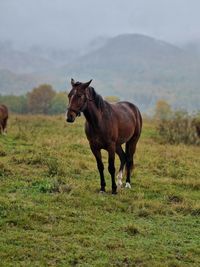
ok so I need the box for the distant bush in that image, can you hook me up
[157,110,200,145]
[192,111,200,138]
[154,99,172,121]
[49,92,67,115]
[0,94,28,113]
[27,84,56,114]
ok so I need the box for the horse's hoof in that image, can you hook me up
[125,182,131,189]
[112,191,117,195]
[99,190,106,194]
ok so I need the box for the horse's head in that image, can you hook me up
[66,78,92,123]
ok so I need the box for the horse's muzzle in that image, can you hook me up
[66,108,81,123]
[66,116,75,123]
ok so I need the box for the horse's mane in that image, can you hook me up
[88,87,107,112]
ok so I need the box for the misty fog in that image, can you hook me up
[0,0,200,49]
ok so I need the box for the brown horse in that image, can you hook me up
[0,104,8,135]
[66,79,142,194]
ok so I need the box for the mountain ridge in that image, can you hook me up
[0,34,200,112]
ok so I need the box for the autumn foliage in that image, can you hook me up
[27,84,56,114]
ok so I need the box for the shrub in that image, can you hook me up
[157,110,200,145]
[27,84,56,114]
[46,157,65,177]
[49,92,67,115]
[31,179,60,193]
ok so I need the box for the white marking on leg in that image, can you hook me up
[125,182,131,189]
[117,170,123,187]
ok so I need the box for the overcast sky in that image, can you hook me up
[0,0,200,49]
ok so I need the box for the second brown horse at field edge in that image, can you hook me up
[0,104,8,135]
[66,79,142,194]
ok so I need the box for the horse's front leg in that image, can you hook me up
[108,144,117,194]
[90,146,106,192]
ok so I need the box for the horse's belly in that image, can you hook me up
[117,126,135,144]
[115,107,137,144]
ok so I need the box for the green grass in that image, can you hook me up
[0,115,200,266]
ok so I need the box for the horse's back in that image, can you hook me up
[112,101,142,125]
[111,101,142,143]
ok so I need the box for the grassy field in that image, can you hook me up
[0,115,200,267]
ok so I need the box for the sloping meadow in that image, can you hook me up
[0,115,200,266]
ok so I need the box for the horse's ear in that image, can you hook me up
[82,79,92,89]
[71,78,75,86]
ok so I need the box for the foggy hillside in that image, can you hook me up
[61,34,200,111]
[182,40,200,58]
[0,41,81,74]
[0,34,200,112]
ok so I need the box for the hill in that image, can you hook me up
[0,42,54,74]
[1,34,200,112]
[60,34,200,111]
[183,40,200,58]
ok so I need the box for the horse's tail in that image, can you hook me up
[127,102,142,139]
[136,105,142,138]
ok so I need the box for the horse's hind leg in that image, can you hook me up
[116,145,126,187]
[108,143,117,194]
[125,136,140,188]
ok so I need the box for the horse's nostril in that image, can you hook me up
[66,116,74,123]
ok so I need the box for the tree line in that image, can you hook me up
[1,85,200,145]
[0,84,67,115]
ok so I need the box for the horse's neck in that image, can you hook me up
[83,101,102,128]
